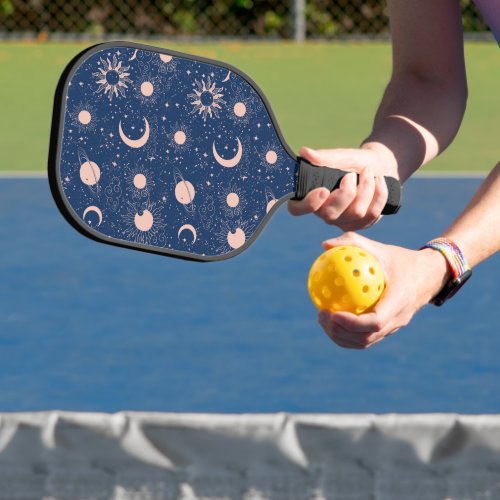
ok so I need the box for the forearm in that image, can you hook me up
[441,162,500,267]
[418,162,500,303]
[361,0,467,183]
[362,73,467,183]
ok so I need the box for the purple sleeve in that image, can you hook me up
[473,0,500,45]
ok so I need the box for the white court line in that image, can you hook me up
[414,170,487,178]
[0,171,47,178]
[0,170,489,179]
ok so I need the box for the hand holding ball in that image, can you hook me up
[308,245,385,314]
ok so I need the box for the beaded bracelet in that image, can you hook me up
[420,238,472,306]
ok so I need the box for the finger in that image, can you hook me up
[322,231,369,250]
[288,187,330,216]
[299,147,368,171]
[315,172,357,224]
[319,311,370,349]
[343,164,376,221]
[363,174,389,223]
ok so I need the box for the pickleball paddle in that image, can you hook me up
[49,41,401,261]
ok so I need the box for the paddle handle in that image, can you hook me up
[293,157,402,215]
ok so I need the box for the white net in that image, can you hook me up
[0,412,500,499]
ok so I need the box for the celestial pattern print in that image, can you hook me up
[58,44,297,259]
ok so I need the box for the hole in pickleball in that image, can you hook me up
[378,284,382,291]
[327,264,335,272]
[322,286,332,298]
[352,269,360,277]
[342,295,351,304]
[369,267,376,275]
[344,256,352,262]
[359,251,366,257]
[334,277,344,287]
[362,285,369,293]
[313,271,321,282]
[356,306,366,314]
[313,294,322,307]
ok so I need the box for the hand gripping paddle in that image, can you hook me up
[49,41,401,261]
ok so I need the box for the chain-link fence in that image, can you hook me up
[0,0,491,40]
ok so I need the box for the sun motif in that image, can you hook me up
[70,102,98,133]
[257,142,283,172]
[124,165,155,201]
[93,54,132,101]
[219,182,246,218]
[121,201,165,246]
[214,218,255,255]
[227,91,257,126]
[188,77,226,121]
[169,122,191,153]
[133,72,162,106]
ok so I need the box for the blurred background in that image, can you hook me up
[0,0,492,40]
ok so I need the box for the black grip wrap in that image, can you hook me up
[293,158,402,215]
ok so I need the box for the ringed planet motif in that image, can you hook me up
[119,117,150,148]
[265,186,278,213]
[82,205,103,226]
[212,137,243,168]
[178,224,197,243]
[173,168,196,214]
[78,148,101,186]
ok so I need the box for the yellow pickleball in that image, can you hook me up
[308,245,385,314]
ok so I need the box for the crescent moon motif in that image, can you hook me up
[83,205,103,226]
[129,49,138,61]
[119,118,150,148]
[178,224,197,243]
[213,138,243,168]
[222,71,231,82]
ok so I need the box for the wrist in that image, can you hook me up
[361,141,399,178]
[420,238,472,306]
[417,248,453,303]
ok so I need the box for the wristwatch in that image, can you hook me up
[421,238,472,306]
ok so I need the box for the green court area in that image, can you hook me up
[0,41,497,173]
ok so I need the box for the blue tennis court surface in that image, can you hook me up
[0,177,498,413]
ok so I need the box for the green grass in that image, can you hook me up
[0,40,497,172]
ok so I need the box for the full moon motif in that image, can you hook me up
[234,102,246,117]
[226,193,239,208]
[119,117,150,148]
[227,228,246,249]
[135,210,154,232]
[140,81,154,97]
[78,110,91,125]
[174,131,186,145]
[134,174,147,189]
[265,150,278,165]
[213,137,243,168]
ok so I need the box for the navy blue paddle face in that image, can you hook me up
[49,41,401,261]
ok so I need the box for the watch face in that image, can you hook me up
[432,269,472,306]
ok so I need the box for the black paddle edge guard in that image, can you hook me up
[293,158,402,215]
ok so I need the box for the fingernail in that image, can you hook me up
[319,189,329,200]
[318,310,329,323]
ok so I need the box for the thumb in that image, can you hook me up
[299,147,365,170]
[322,231,368,250]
